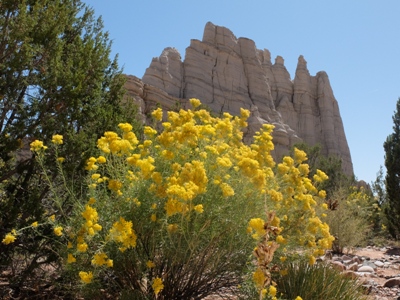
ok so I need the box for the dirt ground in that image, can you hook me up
[353,247,400,286]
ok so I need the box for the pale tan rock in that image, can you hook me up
[331,261,346,271]
[347,262,359,271]
[358,266,375,273]
[142,47,183,97]
[125,22,353,175]
[343,270,358,279]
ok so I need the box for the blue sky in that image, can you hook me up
[84,0,400,184]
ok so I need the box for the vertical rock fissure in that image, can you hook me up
[211,57,217,104]
[180,59,185,99]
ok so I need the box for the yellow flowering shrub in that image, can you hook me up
[15,98,334,299]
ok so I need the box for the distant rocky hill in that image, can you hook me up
[124,22,353,176]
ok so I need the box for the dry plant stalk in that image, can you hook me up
[253,211,280,300]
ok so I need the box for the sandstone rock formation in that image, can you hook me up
[124,22,353,175]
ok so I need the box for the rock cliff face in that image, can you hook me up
[125,22,353,175]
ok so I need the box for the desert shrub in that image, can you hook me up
[326,186,378,253]
[275,260,367,300]
[3,99,335,299]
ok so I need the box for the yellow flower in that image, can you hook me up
[92,223,102,232]
[67,253,76,263]
[85,157,98,171]
[295,297,303,300]
[309,255,316,265]
[240,107,250,119]
[253,268,265,289]
[144,126,158,136]
[49,215,55,221]
[248,218,266,239]
[194,204,204,213]
[150,214,157,222]
[189,98,201,108]
[319,190,327,199]
[97,156,107,164]
[2,231,17,245]
[152,107,163,121]
[313,169,329,182]
[108,179,123,192]
[106,259,113,268]
[108,217,137,251]
[167,223,178,233]
[31,221,38,227]
[82,205,98,223]
[278,268,288,276]
[146,260,156,268]
[261,288,267,297]
[269,285,277,297]
[220,182,234,197]
[51,134,63,145]
[276,235,286,244]
[136,157,155,178]
[79,271,93,284]
[30,140,47,152]
[165,198,184,216]
[118,123,133,132]
[91,173,101,180]
[77,242,88,252]
[54,226,63,236]
[91,252,108,266]
[280,256,287,262]
[57,157,65,163]
[152,277,164,296]
[293,147,307,163]
[217,157,233,168]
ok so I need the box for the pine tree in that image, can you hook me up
[384,98,400,239]
[0,0,138,293]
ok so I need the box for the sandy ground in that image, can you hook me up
[353,247,400,287]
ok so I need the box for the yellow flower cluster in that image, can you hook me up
[261,147,335,257]
[81,204,102,236]
[91,252,113,267]
[253,267,266,289]
[53,226,63,236]
[79,271,93,284]
[30,140,47,152]
[2,229,17,245]
[152,277,164,296]
[51,134,63,145]
[85,157,98,171]
[67,253,76,264]
[108,217,137,252]
[97,127,139,155]
[248,218,266,240]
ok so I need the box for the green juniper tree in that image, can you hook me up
[384,98,400,239]
[0,0,138,295]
